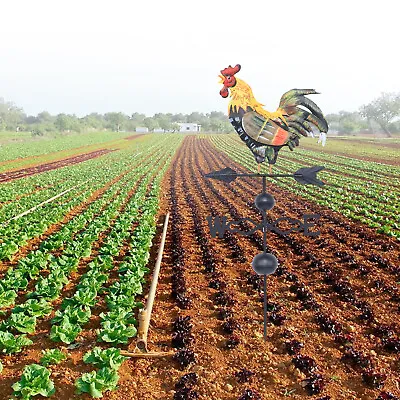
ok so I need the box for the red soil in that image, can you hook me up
[0,149,114,183]
[109,136,399,400]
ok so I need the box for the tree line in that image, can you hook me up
[0,103,233,136]
[0,92,399,136]
[326,92,400,137]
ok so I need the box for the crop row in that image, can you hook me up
[0,135,171,261]
[211,135,400,239]
[74,145,178,398]
[0,157,160,352]
[0,137,184,398]
[196,137,400,397]
[0,147,167,312]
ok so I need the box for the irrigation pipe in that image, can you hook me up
[1,179,91,227]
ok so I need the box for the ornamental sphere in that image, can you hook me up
[255,193,275,211]
[252,253,278,275]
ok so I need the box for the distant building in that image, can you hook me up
[135,127,149,133]
[178,123,201,132]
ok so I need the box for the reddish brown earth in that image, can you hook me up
[106,136,399,400]
[1,136,399,400]
[124,134,146,140]
[0,149,114,183]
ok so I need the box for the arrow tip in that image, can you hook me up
[294,166,325,186]
[204,167,238,183]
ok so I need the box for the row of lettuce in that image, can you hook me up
[0,131,131,170]
[0,135,182,398]
[0,136,157,261]
[0,141,164,311]
[211,135,400,239]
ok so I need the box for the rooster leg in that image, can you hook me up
[269,164,272,175]
[257,164,261,174]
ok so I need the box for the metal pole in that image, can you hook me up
[262,176,267,340]
[263,274,267,341]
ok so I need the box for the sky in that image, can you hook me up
[1,0,399,117]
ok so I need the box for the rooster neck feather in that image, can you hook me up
[228,78,265,114]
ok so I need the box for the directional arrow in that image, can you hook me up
[204,165,326,187]
[294,166,325,186]
[204,167,238,183]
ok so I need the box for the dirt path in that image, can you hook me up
[0,149,114,183]
[124,134,146,140]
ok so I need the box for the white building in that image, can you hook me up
[178,123,201,132]
[135,127,149,133]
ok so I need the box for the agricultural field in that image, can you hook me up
[0,132,399,400]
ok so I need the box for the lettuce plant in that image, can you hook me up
[0,331,33,354]
[40,349,68,366]
[12,364,55,399]
[97,321,137,344]
[75,367,119,398]
[83,347,127,370]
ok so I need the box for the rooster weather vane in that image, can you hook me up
[219,64,328,173]
[205,64,329,341]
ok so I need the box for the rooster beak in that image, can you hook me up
[218,74,225,84]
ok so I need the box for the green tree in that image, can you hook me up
[0,98,25,131]
[82,113,104,130]
[54,114,72,132]
[170,123,180,133]
[104,112,128,132]
[171,113,185,123]
[131,112,146,123]
[207,111,226,121]
[154,114,173,132]
[143,117,158,132]
[37,111,53,123]
[186,112,204,123]
[360,92,400,137]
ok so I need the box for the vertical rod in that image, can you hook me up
[264,274,267,341]
[262,176,267,253]
[262,175,267,340]
[262,211,267,253]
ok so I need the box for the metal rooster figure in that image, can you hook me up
[219,64,328,172]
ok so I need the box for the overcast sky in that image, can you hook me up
[1,0,399,117]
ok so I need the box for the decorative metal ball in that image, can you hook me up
[255,192,275,211]
[252,252,278,275]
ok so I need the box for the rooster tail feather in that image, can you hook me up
[280,89,319,106]
[288,115,313,132]
[293,110,328,133]
[283,96,324,120]
[306,114,328,133]
[288,121,309,137]
[279,89,328,135]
